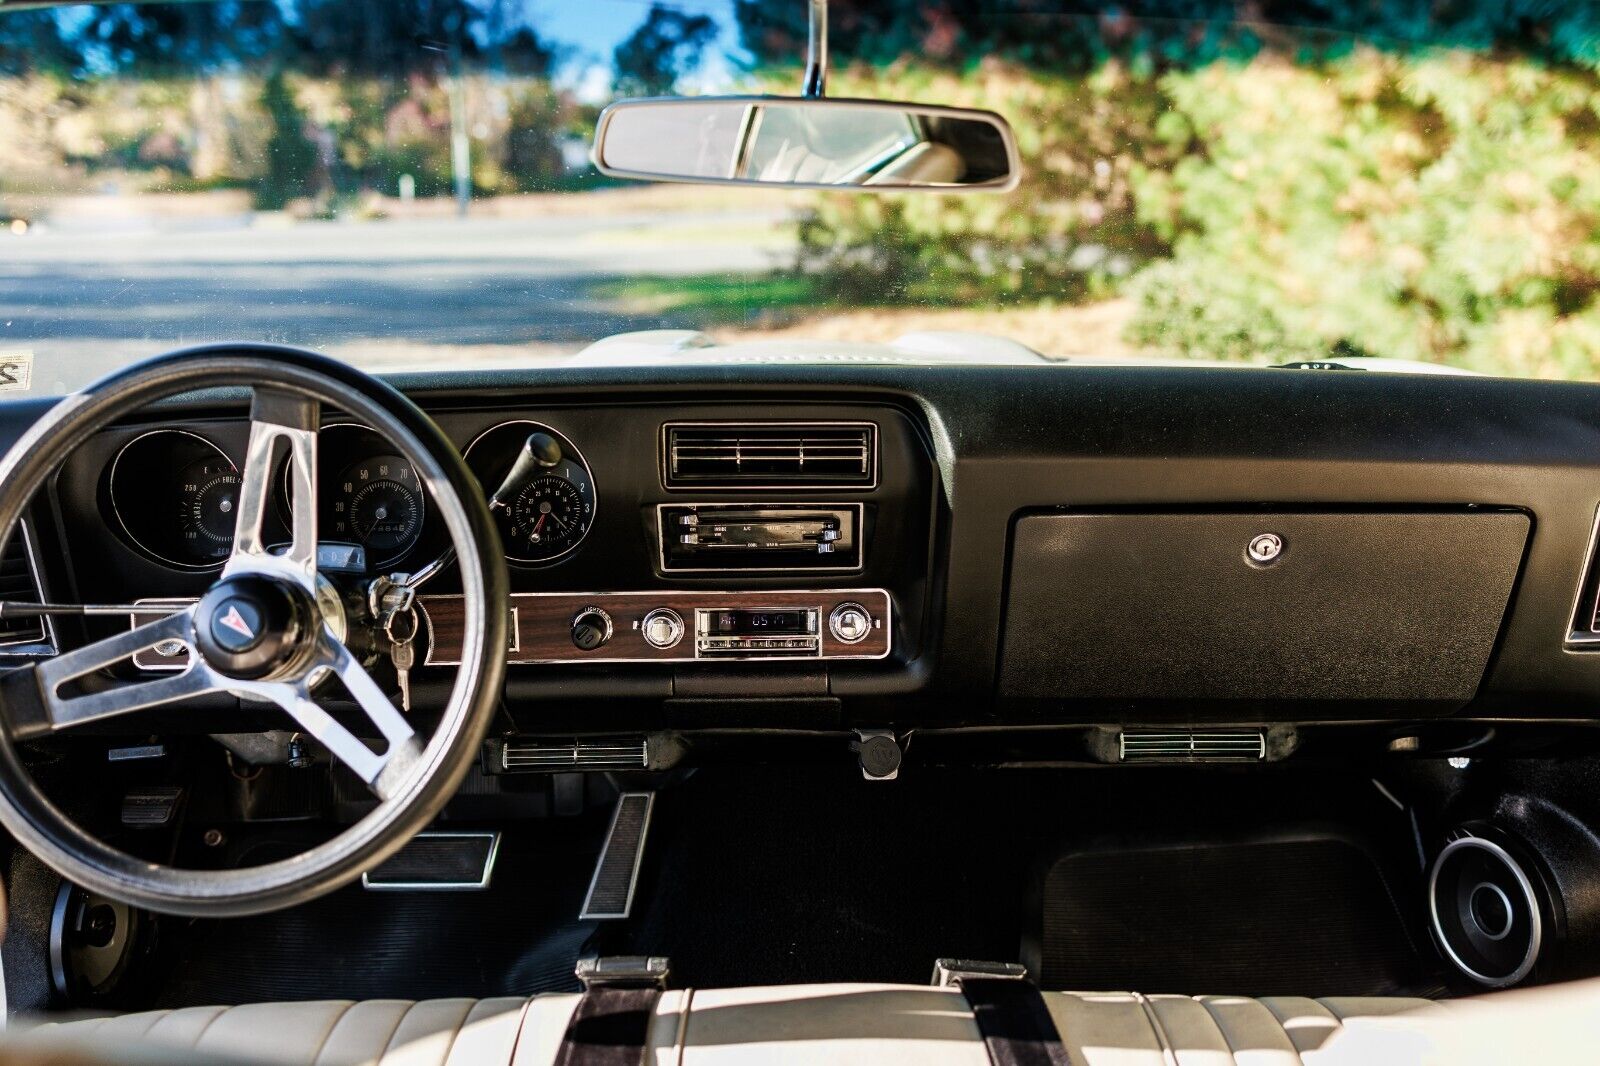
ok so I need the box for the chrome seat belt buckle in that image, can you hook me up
[932,958,1029,987]
[575,955,671,991]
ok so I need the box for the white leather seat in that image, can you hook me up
[17,979,1600,1065]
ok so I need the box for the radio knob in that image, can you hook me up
[571,607,613,651]
[641,608,684,650]
[829,603,873,645]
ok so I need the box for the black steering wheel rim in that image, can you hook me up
[0,344,507,917]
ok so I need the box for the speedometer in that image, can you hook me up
[326,454,425,566]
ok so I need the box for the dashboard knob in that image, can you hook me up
[571,607,613,651]
[641,608,685,650]
[829,602,873,645]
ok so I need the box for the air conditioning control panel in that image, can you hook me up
[420,588,891,665]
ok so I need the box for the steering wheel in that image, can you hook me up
[0,345,507,917]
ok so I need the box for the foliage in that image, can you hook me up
[1123,50,1600,376]
[257,70,319,210]
[0,69,575,205]
[777,43,1600,374]
[0,1,559,78]
[733,1,1600,75]
[787,62,1177,305]
[612,3,718,97]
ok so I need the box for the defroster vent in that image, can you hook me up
[664,422,877,489]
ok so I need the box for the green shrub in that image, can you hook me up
[789,48,1600,376]
[789,60,1180,306]
[1124,50,1600,375]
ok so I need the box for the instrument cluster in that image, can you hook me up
[104,420,598,575]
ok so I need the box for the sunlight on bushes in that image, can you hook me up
[788,49,1600,379]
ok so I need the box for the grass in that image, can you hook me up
[594,272,829,324]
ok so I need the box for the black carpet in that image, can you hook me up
[132,763,1446,1004]
[151,818,602,1007]
[1039,834,1434,997]
[617,764,1447,996]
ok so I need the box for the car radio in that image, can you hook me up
[696,606,821,656]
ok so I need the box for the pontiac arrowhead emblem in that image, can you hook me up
[218,604,255,641]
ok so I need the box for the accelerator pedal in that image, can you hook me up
[362,830,501,891]
[581,792,655,920]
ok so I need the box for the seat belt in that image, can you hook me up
[554,957,668,1066]
[936,959,1071,1066]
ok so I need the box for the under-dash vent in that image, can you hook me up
[494,736,648,773]
[1119,731,1265,762]
[664,422,876,488]
[0,525,51,651]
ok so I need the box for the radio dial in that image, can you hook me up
[829,603,873,644]
[641,608,685,650]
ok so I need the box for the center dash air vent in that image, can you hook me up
[0,524,52,652]
[1119,731,1265,763]
[664,422,876,489]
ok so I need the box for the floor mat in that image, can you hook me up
[1037,834,1436,997]
[151,819,601,1007]
[619,765,1446,995]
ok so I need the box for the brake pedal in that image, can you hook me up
[362,830,500,891]
[580,792,654,920]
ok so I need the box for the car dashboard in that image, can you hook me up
[8,359,1600,770]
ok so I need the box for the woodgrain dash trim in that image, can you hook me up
[420,589,891,666]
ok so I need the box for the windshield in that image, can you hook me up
[4,1,1600,395]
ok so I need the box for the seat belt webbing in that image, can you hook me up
[552,985,661,1066]
[960,977,1072,1066]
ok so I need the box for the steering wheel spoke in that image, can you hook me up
[224,387,319,593]
[1,606,216,739]
[241,628,422,801]
[0,346,504,917]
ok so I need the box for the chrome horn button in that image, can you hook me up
[193,575,314,680]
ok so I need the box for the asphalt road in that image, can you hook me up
[1,205,796,395]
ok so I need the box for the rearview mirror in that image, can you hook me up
[592,97,1020,192]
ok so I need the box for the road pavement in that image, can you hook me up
[1,202,796,395]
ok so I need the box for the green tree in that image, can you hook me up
[256,70,318,210]
[613,3,718,97]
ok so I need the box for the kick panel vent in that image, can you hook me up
[0,525,51,651]
[1120,731,1265,762]
[664,422,876,488]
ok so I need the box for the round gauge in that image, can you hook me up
[109,430,240,569]
[325,453,425,567]
[464,420,596,566]
[507,475,588,558]
[174,456,242,563]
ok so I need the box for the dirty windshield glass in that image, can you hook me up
[3,2,1600,394]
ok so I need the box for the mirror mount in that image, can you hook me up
[803,0,829,98]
